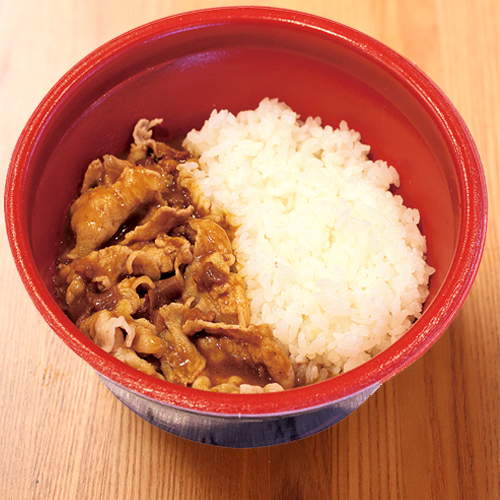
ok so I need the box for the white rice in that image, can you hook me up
[182,98,434,382]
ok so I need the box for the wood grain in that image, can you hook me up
[0,1,498,499]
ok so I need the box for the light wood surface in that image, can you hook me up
[1,1,499,498]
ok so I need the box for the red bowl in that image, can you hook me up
[5,7,487,447]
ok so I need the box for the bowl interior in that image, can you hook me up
[8,8,486,414]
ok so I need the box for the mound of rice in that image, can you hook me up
[182,98,434,383]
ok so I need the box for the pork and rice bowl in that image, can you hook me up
[54,98,434,392]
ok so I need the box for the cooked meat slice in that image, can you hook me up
[185,272,250,327]
[111,276,155,316]
[157,303,206,385]
[75,245,132,288]
[128,317,165,357]
[113,346,165,380]
[246,334,295,390]
[182,307,217,324]
[136,275,184,322]
[147,276,184,311]
[102,155,133,182]
[61,245,133,305]
[85,286,123,314]
[194,335,275,387]
[128,118,192,164]
[67,166,166,259]
[121,204,194,246]
[190,218,235,264]
[79,310,165,377]
[82,276,154,320]
[63,235,190,287]
[61,237,190,307]
[80,159,105,193]
[128,118,164,163]
[183,218,250,326]
[127,235,193,281]
[81,155,132,193]
[198,261,228,290]
[79,310,136,353]
[184,320,295,390]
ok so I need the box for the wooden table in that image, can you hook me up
[1,1,498,498]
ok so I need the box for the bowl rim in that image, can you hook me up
[5,6,488,416]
